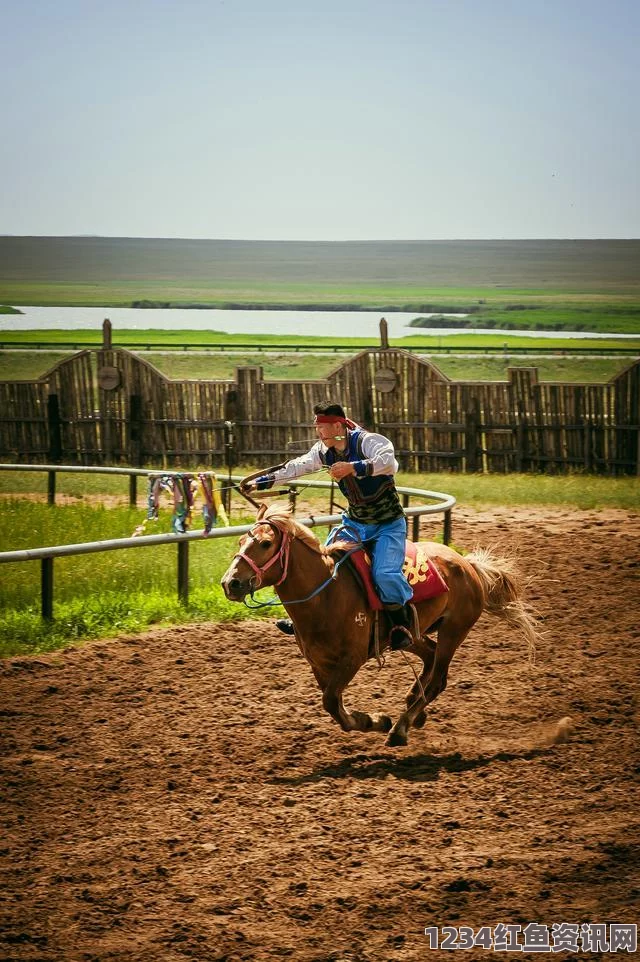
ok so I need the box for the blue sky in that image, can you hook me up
[1,0,638,239]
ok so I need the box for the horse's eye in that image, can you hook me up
[259,539,271,549]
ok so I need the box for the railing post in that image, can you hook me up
[443,509,452,546]
[129,474,137,508]
[412,514,420,542]
[47,471,56,506]
[223,420,235,517]
[177,541,189,604]
[41,558,54,620]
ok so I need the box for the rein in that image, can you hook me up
[236,521,363,610]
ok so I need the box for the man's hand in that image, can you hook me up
[329,462,356,481]
[242,474,275,493]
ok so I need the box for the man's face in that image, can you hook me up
[315,420,347,450]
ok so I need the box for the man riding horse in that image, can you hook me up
[242,401,415,650]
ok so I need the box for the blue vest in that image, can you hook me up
[320,429,404,524]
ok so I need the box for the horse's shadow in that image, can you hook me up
[270,747,548,786]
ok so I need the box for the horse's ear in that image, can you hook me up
[256,503,268,520]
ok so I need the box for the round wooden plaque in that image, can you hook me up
[374,367,397,393]
[98,365,121,391]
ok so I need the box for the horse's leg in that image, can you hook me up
[321,663,393,735]
[386,620,471,747]
[405,635,437,730]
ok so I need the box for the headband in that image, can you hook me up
[314,414,348,425]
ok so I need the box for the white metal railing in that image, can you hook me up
[0,465,455,619]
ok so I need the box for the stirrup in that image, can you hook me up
[275,618,295,636]
[389,625,414,651]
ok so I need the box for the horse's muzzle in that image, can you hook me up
[221,574,250,602]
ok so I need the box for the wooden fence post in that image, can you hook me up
[584,423,592,473]
[47,394,62,463]
[464,398,481,472]
[236,367,262,464]
[515,400,526,473]
[128,393,143,466]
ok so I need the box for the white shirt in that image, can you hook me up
[270,429,399,482]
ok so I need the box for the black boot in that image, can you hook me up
[385,604,415,651]
[276,618,296,635]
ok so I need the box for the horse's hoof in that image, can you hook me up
[373,713,393,733]
[386,728,408,748]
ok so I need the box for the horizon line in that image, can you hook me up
[1,234,639,243]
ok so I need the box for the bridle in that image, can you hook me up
[233,521,290,590]
[231,515,365,610]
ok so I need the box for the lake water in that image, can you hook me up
[1,305,638,339]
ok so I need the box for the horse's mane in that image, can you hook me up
[260,503,330,559]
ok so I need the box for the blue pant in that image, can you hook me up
[326,514,412,606]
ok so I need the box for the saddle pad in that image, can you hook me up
[349,541,449,611]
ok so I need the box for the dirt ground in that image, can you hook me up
[1,506,639,962]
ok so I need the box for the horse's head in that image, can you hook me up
[221,506,290,602]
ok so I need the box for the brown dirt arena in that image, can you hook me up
[1,506,639,961]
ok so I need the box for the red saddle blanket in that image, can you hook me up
[349,541,449,611]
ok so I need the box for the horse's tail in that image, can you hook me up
[465,547,539,665]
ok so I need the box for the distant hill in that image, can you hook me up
[1,236,640,292]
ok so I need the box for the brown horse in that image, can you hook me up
[221,503,538,747]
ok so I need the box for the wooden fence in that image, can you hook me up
[1,327,639,474]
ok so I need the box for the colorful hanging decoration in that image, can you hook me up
[132,473,228,537]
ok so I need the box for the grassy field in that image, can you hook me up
[2,237,640,332]
[2,467,638,509]
[1,348,635,384]
[2,328,640,352]
[0,469,638,657]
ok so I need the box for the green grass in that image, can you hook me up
[410,303,640,335]
[430,355,634,383]
[0,586,277,659]
[398,471,640,512]
[2,468,638,510]
[0,499,281,658]
[2,328,640,352]
[0,470,152,499]
[0,351,71,380]
[402,332,640,351]
[1,348,635,384]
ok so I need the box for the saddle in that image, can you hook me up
[348,541,449,611]
[346,542,449,657]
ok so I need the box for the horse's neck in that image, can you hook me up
[276,536,333,606]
